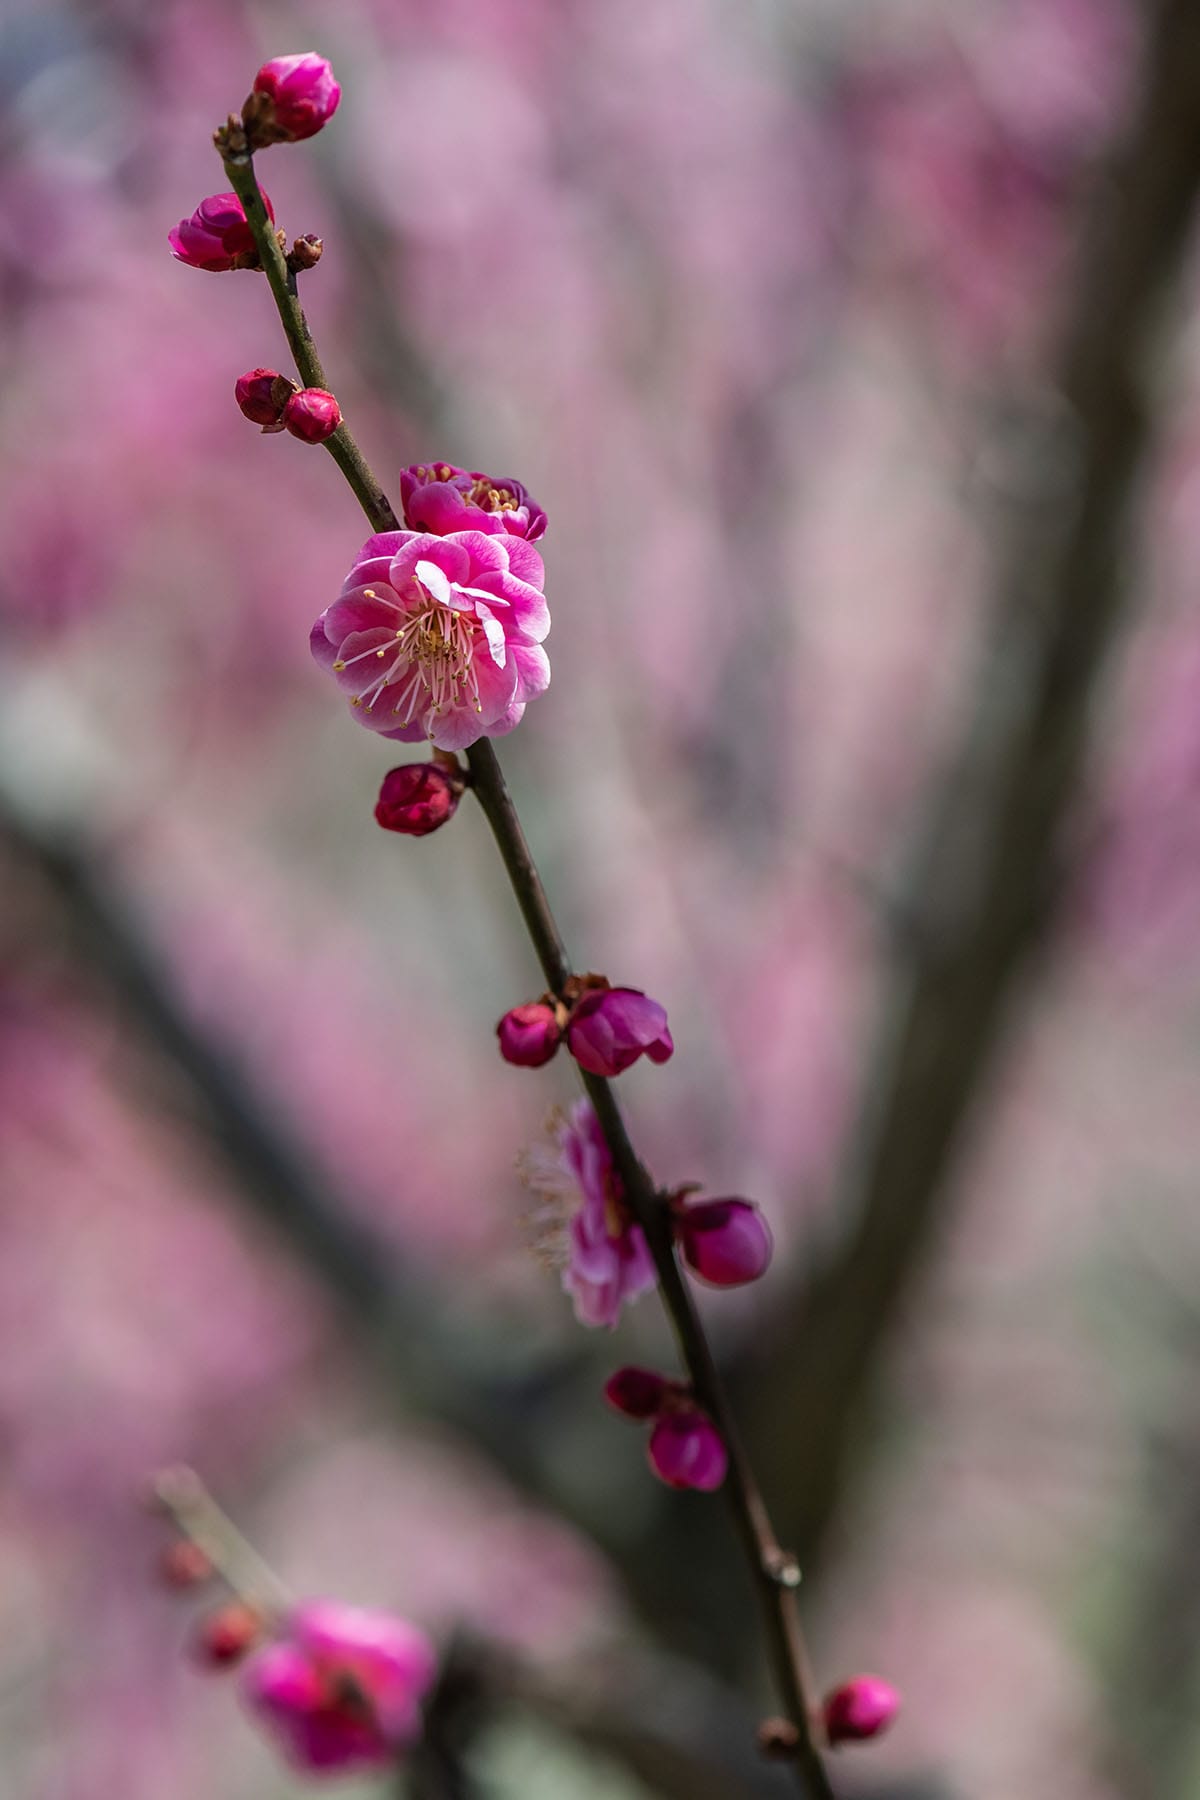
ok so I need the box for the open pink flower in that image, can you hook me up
[400,464,546,541]
[311,529,549,751]
[168,191,272,271]
[243,1602,437,1773]
[521,1100,656,1328]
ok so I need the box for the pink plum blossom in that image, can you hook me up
[168,192,272,271]
[647,1412,727,1491]
[822,1675,901,1744]
[243,1602,437,1773]
[675,1197,773,1287]
[566,987,673,1077]
[521,1100,656,1328]
[311,529,550,751]
[253,53,342,142]
[497,1001,561,1067]
[400,463,547,541]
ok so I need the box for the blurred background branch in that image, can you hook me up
[746,0,1200,1568]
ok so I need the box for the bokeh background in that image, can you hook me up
[2,0,1199,1795]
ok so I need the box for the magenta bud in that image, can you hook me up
[253,53,342,142]
[375,763,461,837]
[235,368,296,430]
[822,1676,900,1745]
[603,1366,672,1420]
[647,1411,727,1491]
[168,190,273,272]
[283,388,341,444]
[676,1198,773,1287]
[496,1002,561,1068]
[566,986,673,1078]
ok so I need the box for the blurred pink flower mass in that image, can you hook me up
[244,1601,437,1771]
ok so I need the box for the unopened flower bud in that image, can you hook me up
[647,1411,727,1491]
[235,368,296,431]
[252,53,342,143]
[159,1539,215,1589]
[497,1002,561,1068]
[822,1676,900,1745]
[603,1366,672,1420]
[168,191,273,272]
[195,1602,263,1667]
[374,763,461,837]
[288,233,323,272]
[566,986,673,1078]
[283,388,341,443]
[676,1198,774,1287]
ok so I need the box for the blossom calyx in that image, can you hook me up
[242,1601,437,1772]
[822,1676,900,1745]
[497,1001,562,1067]
[283,388,341,443]
[400,463,546,541]
[566,984,673,1077]
[674,1197,773,1287]
[169,191,274,271]
[245,54,342,148]
[235,368,297,432]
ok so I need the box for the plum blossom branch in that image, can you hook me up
[218,130,398,535]
[216,134,837,1800]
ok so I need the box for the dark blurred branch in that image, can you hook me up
[752,0,1200,1560]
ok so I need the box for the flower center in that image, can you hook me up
[466,475,518,514]
[337,580,484,732]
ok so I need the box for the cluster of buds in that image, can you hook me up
[235,370,342,443]
[498,975,673,1077]
[151,1468,437,1774]
[604,1368,727,1490]
[170,55,336,274]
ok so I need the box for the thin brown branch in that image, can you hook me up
[218,137,836,1799]
[750,0,1200,1564]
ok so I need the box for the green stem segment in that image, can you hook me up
[221,149,399,535]
[219,141,835,1799]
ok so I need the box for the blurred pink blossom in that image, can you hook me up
[521,1100,656,1328]
[244,1601,436,1771]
